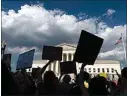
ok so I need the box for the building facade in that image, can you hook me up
[29,43,121,80]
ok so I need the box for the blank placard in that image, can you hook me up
[16,49,35,70]
[60,61,77,74]
[74,30,104,65]
[42,45,63,61]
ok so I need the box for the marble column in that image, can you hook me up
[76,62,79,74]
[71,53,73,61]
[46,66,49,71]
[58,61,61,77]
[66,53,68,61]
[55,61,58,75]
[51,63,54,71]
[53,61,56,73]
[48,63,51,70]
[45,60,49,71]
[62,54,64,62]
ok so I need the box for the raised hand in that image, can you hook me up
[79,63,89,96]
[36,60,54,80]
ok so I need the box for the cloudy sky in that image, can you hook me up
[2,0,127,71]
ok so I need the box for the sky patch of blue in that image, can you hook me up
[2,0,126,27]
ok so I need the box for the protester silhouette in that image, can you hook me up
[2,57,127,96]
[2,38,126,96]
[62,74,71,84]
[1,60,20,95]
[88,76,109,96]
[114,67,127,96]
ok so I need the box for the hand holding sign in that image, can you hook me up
[74,30,104,96]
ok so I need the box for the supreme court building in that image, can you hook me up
[28,43,121,80]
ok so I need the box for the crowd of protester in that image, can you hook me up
[2,59,127,96]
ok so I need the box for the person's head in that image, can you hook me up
[120,67,127,91]
[63,74,71,84]
[88,76,108,95]
[99,72,108,79]
[117,77,122,86]
[83,71,90,82]
[32,68,41,80]
[121,67,127,79]
[1,59,11,71]
[75,74,79,84]
[111,81,117,90]
[69,85,82,95]
[55,77,59,84]
[44,71,56,88]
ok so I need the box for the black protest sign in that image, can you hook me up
[60,61,77,74]
[32,67,41,79]
[42,45,63,60]
[74,30,104,65]
[3,54,11,69]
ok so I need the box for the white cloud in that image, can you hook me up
[107,9,116,16]
[102,9,116,17]
[6,46,40,55]
[2,4,126,61]
[78,12,89,20]
[50,9,65,16]
[98,47,126,60]
[2,4,98,47]
[97,25,126,60]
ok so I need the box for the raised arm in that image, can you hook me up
[114,70,121,78]
[39,60,53,75]
[35,60,53,84]
[58,73,63,82]
[79,63,89,96]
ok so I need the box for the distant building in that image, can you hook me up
[27,43,121,80]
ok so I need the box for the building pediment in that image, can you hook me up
[56,43,76,51]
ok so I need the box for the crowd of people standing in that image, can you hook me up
[2,59,127,96]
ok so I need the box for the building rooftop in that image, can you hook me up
[33,60,47,64]
[34,43,120,65]
[33,60,120,64]
[94,60,120,64]
[56,43,77,48]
